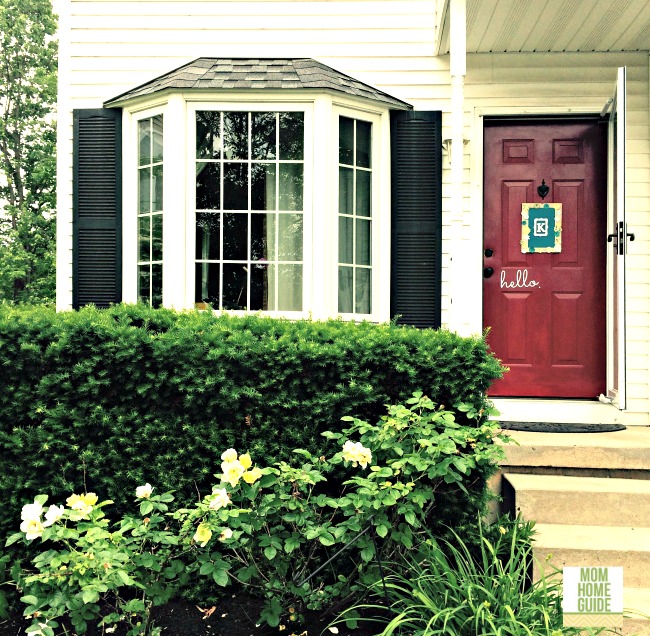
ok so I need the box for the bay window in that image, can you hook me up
[72,60,441,327]
[113,86,397,320]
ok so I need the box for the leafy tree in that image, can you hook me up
[0,0,57,303]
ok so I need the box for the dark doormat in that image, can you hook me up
[500,422,627,433]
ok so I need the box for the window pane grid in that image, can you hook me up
[195,110,304,311]
[338,116,372,315]
[137,115,163,307]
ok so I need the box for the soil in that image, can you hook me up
[0,593,385,636]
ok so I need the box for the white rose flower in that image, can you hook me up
[342,440,372,469]
[209,488,231,510]
[136,483,153,499]
[21,501,44,522]
[220,448,238,462]
[20,517,44,541]
[43,504,65,527]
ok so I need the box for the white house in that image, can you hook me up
[56,0,650,428]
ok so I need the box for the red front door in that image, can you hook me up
[483,119,607,398]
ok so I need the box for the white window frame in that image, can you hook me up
[186,100,313,318]
[332,105,389,323]
[122,102,168,305]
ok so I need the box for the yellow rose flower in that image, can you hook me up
[82,493,98,506]
[66,493,94,518]
[221,459,245,487]
[242,466,263,485]
[221,448,238,462]
[239,453,253,470]
[193,523,212,547]
[66,493,83,508]
[67,492,98,509]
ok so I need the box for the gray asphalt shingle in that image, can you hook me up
[104,57,411,108]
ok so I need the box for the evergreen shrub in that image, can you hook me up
[0,304,503,543]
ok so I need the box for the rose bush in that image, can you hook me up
[7,394,504,634]
[6,488,188,636]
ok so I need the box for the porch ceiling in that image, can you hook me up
[436,0,650,54]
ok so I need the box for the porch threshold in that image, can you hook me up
[491,397,634,425]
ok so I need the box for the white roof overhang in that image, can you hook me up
[435,0,650,55]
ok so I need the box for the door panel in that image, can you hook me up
[483,120,607,398]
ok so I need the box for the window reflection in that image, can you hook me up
[195,110,304,312]
[138,115,163,308]
[338,116,372,315]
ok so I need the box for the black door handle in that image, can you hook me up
[483,267,494,278]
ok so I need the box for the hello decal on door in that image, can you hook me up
[521,203,562,253]
[500,269,540,289]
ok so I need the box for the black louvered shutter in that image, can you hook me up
[390,110,442,328]
[73,109,122,309]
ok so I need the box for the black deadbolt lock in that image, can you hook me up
[484,248,493,257]
[483,267,494,278]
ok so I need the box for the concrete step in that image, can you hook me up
[498,427,650,471]
[623,588,650,635]
[532,524,650,588]
[504,473,650,526]
[623,619,650,636]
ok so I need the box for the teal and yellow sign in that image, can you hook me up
[521,203,562,253]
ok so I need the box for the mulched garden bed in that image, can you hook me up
[0,593,384,636]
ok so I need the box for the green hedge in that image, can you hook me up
[0,304,503,540]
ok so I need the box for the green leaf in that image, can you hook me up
[5,532,24,547]
[236,565,256,583]
[115,570,132,586]
[212,569,229,586]
[264,546,277,560]
[375,524,388,538]
[82,588,100,604]
[360,545,374,562]
[318,532,336,547]
[139,500,154,515]
[199,561,214,576]
[404,511,417,527]
[20,595,39,607]
[284,537,301,553]
[344,609,360,628]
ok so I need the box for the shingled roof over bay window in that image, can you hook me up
[104,57,412,109]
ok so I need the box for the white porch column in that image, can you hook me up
[448,0,467,334]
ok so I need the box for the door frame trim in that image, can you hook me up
[470,104,617,410]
